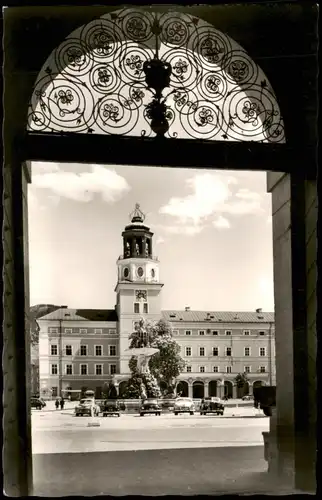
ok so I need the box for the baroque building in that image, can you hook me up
[37,204,275,400]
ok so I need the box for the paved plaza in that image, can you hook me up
[30,405,284,496]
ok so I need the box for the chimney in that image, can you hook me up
[256,308,262,313]
[61,305,68,309]
[185,306,190,312]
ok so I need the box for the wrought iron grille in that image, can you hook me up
[28,8,285,143]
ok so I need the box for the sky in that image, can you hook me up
[28,162,274,312]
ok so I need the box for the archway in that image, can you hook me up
[224,381,233,399]
[193,381,204,399]
[3,4,319,496]
[28,8,285,144]
[253,380,265,390]
[209,380,218,397]
[176,381,188,397]
[119,381,128,397]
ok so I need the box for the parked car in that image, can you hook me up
[74,398,100,417]
[140,399,161,416]
[200,397,225,416]
[31,397,46,410]
[242,395,254,401]
[173,397,195,415]
[101,400,121,417]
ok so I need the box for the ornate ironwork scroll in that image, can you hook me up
[27,8,285,142]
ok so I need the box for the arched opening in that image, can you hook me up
[224,381,233,399]
[237,381,249,399]
[176,381,188,397]
[6,2,320,496]
[193,381,204,399]
[209,380,218,397]
[118,381,128,397]
[253,380,265,390]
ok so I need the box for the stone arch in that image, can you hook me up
[193,380,204,399]
[209,380,218,397]
[27,8,285,144]
[224,380,233,398]
[118,380,128,397]
[253,380,266,389]
[176,381,188,397]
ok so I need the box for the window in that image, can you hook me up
[52,387,58,397]
[80,364,88,375]
[49,327,58,333]
[226,347,232,356]
[213,366,219,373]
[94,329,102,334]
[95,345,102,356]
[51,364,58,375]
[186,366,192,372]
[260,366,266,373]
[212,347,219,356]
[185,347,192,357]
[143,303,149,314]
[109,345,116,356]
[80,345,87,356]
[212,331,218,335]
[226,366,232,373]
[199,330,205,336]
[225,330,232,336]
[260,347,266,357]
[80,328,87,334]
[244,366,251,373]
[199,347,205,356]
[243,330,250,336]
[259,331,265,336]
[66,364,73,375]
[65,345,72,356]
[185,330,191,336]
[110,364,116,375]
[173,330,179,336]
[64,328,72,334]
[108,328,116,334]
[199,366,205,373]
[51,345,58,356]
[134,303,140,314]
[244,347,250,356]
[95,364,103,375]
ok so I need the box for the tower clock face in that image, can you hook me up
[123,267,129,278]
[137,266,144,278]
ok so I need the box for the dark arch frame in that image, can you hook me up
[3,3,318,496]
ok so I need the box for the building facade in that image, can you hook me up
[37,204,275,400]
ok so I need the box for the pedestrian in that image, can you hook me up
[55,399,59,410]
[60,397,64,410]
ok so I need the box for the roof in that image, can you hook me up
[161,310,274,323]
[37,308,118,322]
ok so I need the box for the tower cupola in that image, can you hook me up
[122,203,154,259]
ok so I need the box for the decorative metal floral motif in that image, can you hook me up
[28,8,285,142]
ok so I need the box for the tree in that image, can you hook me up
[149,319,186,392]
[235,372,249,388]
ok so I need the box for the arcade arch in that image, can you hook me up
[192,381,204,399]
[224,381,233,399]
[2,4,317,496]
[176,381,188,398]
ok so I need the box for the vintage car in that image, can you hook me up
[30,397,46,410]
[140,399,161,416]
[242,395,254,401]
[101,400,121,417]
[200,397,225,415]
[173,397,195,415]
[74,398,100,417]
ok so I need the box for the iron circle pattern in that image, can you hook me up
[28,7,285,142]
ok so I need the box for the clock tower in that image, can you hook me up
[115,204,163,374]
